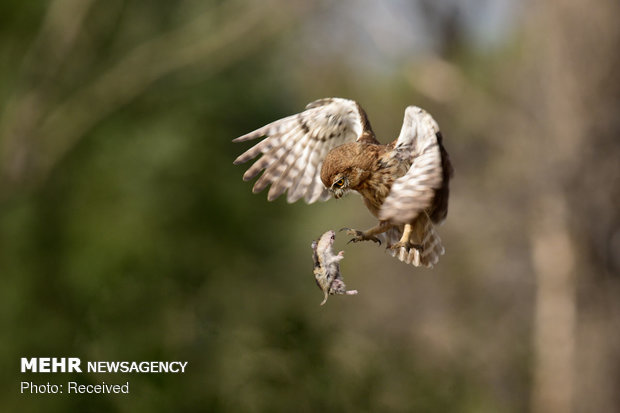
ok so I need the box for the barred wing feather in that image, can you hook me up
[233,98,373,203]
[379,106,444,224]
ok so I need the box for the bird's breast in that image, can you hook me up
[355,164,401,218]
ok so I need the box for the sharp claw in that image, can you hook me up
[365,236,381,245]
[341,228,381,245]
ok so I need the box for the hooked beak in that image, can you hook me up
[330,188,344,199]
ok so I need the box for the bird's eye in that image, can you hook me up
[334,178,344,188]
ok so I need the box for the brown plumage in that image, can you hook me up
[320,142,401,217]
[233,98,453,267]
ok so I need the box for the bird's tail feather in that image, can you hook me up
[383,213,444,267]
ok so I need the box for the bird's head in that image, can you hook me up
[320,142,372,199]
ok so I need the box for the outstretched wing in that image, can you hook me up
[379,106,445,224]
[233,98,377,203]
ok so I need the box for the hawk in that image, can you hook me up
[233,98,453,267]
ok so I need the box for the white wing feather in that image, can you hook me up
[233,98,370,203]
[379,106,444,224]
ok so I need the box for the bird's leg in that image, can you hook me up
[388,223,423,251]
[340,221,392,246]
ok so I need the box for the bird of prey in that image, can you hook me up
[233,98,453,267]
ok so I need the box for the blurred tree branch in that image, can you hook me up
[0,0,312,199]
[524,1,620,412]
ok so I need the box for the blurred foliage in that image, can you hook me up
[1,1,619,412]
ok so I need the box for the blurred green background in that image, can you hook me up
[1,1,619,412]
